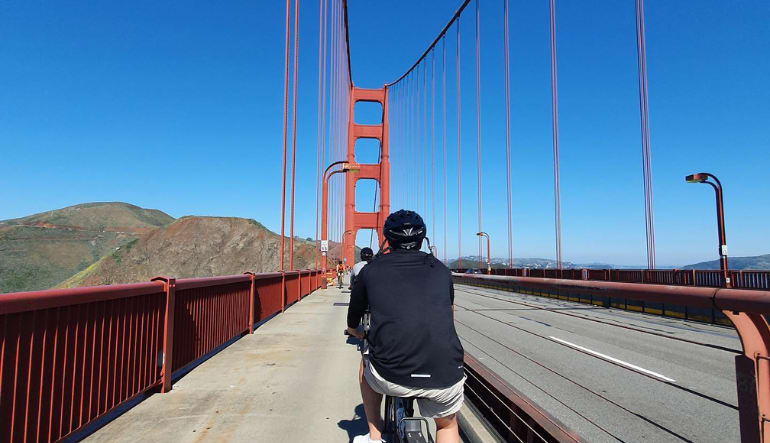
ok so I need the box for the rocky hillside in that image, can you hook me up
[58,216,321,288]
[0,202,174,292]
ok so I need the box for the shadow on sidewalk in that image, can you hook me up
[337,403,369,442]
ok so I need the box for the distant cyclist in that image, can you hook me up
[336,261,345,289]
[349,247,374,290]
[347,210,465,443]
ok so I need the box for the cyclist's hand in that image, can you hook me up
[346,326,362,339]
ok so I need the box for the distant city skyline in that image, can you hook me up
[0,1,768,266]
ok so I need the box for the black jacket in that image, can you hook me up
[347,249,464,388]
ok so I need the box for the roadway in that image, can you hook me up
[453,283,741,442]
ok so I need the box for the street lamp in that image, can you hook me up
[685,172,731,288]
[476,232,491,275]
[321,161,360,280]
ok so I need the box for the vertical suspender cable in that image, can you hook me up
[326,0,337,246]
[442,37,448,264]
[337,0,340,243]
[503,0,513,268]
[635,0,656,269]
[423,61,429,221]
[289,0,300,270]
[400,85,405,209]
[280,0,291,272]
[406,75,412,209]
[474,0,482,269]
[431,50,436,250]
[548,0,563,269]
[456,20,462,268]
[315,0,326,270]
[416,68,420,213]
[335,2,340,244]
[327,0,336,245]
[317,0,329,269]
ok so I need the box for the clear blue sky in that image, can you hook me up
[1,1,767,266]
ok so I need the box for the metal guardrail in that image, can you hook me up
[464,354,582,442]
[0,270,323,442]
[454,273,770,443]
[453,268,770,290]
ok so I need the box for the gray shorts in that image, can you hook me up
[362,356,466,419]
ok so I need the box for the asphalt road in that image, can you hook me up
[453,284,741,443]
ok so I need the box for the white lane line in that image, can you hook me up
[548,336,676,383]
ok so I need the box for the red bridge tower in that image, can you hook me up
[342,87,390,265]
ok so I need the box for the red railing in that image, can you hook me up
[0,270,322,442]
[454,267,770,290]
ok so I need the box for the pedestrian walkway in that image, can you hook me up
[87,281,368,442]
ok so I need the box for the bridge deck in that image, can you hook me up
[87,283,368,442]
[455,283,741,442]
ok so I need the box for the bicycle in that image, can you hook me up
[345,313,434,443]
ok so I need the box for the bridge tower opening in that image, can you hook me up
[343,87,390,265]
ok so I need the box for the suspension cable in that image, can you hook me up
[456,19,462,268]
[315,0,327,270]
[289,0,300,270]
[431,50,436,251]
[636,0,656,269]
[442,37,448,264]
[423,60,429,220]
[415,69,420,212]
[475,0,482,268]
[503,0,513,268]
[386,0,472,87]
[548,0,563,269]
[280,0,291,272]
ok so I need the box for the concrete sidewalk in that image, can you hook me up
[87,283,368,442]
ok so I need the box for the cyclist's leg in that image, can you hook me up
[358,358,384,440]
[434,414,460,443]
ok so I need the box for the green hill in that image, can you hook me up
[682,254,770,270]
[58,216,323,288]
[0,202,174,292]
[2,202,173,232]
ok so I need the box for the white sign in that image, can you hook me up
[321,240,329,252]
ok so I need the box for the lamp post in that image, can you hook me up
[476,232,491,274]
[685,172,731,288]
[321,161,360,280]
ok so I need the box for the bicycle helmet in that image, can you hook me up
[383,210,426,250]
[360,247,374,262]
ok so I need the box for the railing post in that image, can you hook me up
[152,276,176,393]
[723,311,770,443]
[281,272,286,312]
[245,272,256,334]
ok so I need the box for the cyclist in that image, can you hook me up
[350,247,374,290]
[347,210,465,443]
[336,261,345,289]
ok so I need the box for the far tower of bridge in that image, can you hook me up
[342,87,390,264]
